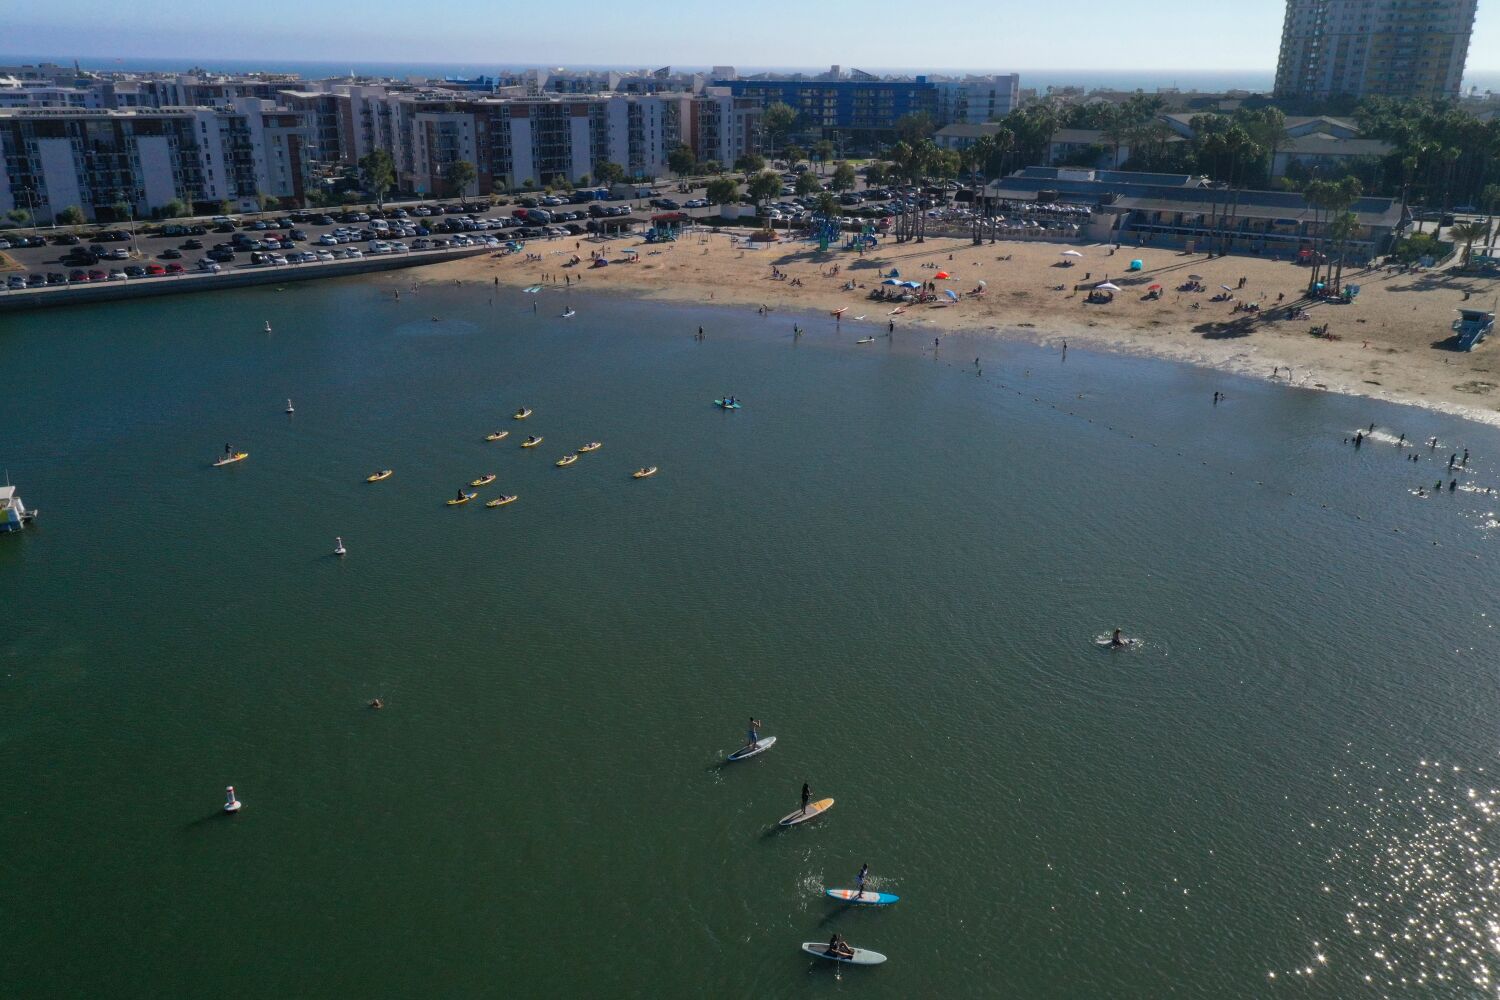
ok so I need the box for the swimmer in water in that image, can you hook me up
[1110,628,1128,648]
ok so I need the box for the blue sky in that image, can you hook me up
[6,0,1499,73]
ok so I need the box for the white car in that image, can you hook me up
[196,260,221,273]
[315,250,334,261]
[388,241,409,253]
[344,248,363,258]
[318,234,339,246]
[412,238,433,249]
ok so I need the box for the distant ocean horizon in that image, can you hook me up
[5,54,1499,95]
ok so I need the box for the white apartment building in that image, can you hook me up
[932,74,1021,125]
[0,99,313,222]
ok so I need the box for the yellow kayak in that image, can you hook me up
[485,430,509,442]
[578,442,602,453]
[521,436,543,448]
[366,469,393,483]
[485,494,518,508]
[446,493,476,506]
[632,466,657,479]
[469,474,497,488]
[514,408,533,420]
[213,452,249,467]
[556,454,578,468]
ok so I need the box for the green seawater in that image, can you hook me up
[3,278,1499,997]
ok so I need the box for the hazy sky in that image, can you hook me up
[5,0,1499,72]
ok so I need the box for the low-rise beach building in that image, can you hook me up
[985,167,1405,260]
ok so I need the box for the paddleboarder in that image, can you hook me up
[800,782,811,815]
[1110,628,1128,648]
[856,863,870,899]
[743,718,762,752]
[825,933,854,959]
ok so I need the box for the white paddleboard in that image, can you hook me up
[826,888,899,905]
[727,736,776,761]
[779,798,834,827]
[801,942,887,965]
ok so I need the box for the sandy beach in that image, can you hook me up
[413,230,1500,425]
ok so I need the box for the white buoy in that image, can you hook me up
[285,398,295,414]
[224,785,241,813]
[334,536,346,556]
[264,321,272,333]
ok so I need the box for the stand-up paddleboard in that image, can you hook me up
[856,337,875,344]
[1095,635,1141,649]
[800,942,887,965]
[213,452,248,467]
[713,399,742,410]
[727,736,776,761]
[826,888,899,905]
[779,798,833,827]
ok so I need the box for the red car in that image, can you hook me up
[68,269,87,282]
[87,269,106,281]
[145,263,166,276]
[165,262,185,274]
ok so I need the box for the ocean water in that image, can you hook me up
[2,278,1499,997]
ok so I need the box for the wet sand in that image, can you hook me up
[412,230,1500,425]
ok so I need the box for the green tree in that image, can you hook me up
[1450,221,1488,269]
[158,199,187,220]
[813,139,836,173]
[830,162,857,192]
[864,162,888,186]
[814,190,841,219]
[734,153,765,180]
[596,162,626,186]
[706,177,740,205]
[701,159,722,176]
[358,149,396,207]
[794,171,822,197]
[110,200,132,221]
[761,102,797,153]
[894,112,934,144]
[783,145,806,169]
[57,205,85,226]
[667,144,697,176]
[6,208,31,227]
[446,160,477,197]
[747,170,781,212]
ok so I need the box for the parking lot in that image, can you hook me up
[0,170,1019,292]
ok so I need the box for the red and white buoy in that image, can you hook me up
[224,785,241,813]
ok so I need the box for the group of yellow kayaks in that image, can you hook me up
[359,407,657,507]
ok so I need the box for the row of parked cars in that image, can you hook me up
[4,260,216,289]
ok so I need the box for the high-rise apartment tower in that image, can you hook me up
[1274,0,1479,100]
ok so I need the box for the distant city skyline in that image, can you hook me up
[7,0,1497,77]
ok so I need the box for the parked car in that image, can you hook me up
[159,248,182,259]
[107,269,128,281]
[165,262,185,274]
[123,265,146,278]
[68,269,87,282]
[6,275,26,289]
[145,263,166,275]
[196,260,221,273]
[87,269,106,281]
[47,272,67,284]
[181,239,203,250]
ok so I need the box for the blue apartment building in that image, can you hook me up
[712,76,939,149]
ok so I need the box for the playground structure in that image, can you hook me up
[645,212,687,244]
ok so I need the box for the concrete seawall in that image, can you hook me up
[0,247,491,314]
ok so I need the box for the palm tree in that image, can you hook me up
[1450,221,1488,269]
[1482,183,1500,252]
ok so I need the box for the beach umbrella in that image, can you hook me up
[934,271,951,279]
[1147,283,1162,290]
[1096,282,1121,291]
[977,280,987,288]
[882,278,901,285]
[1061,250,1084,257]
[945,289,959,301]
